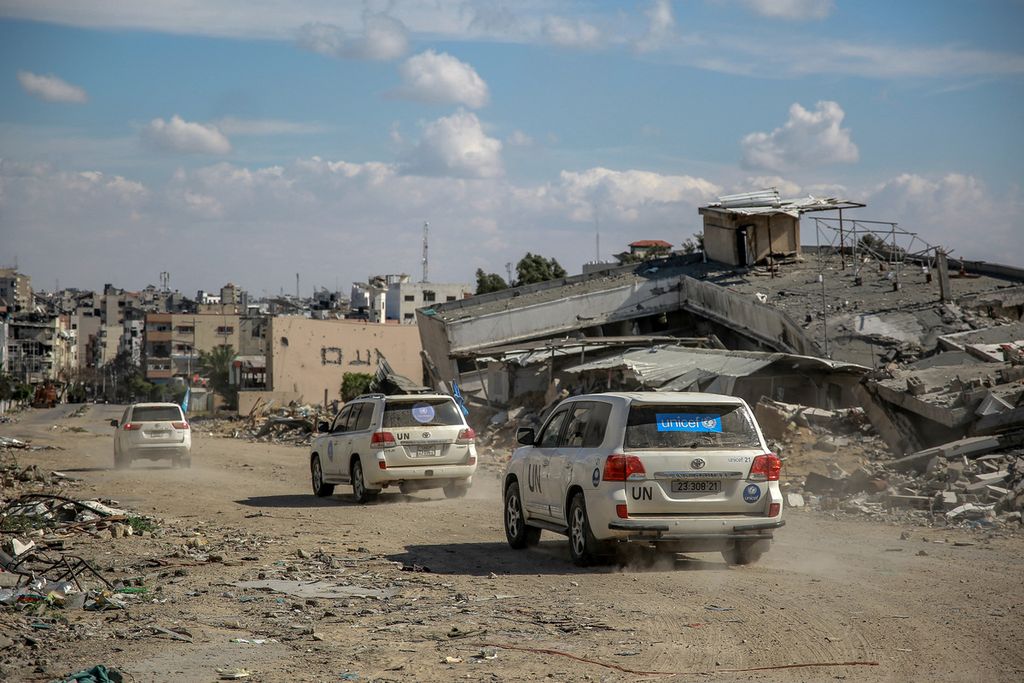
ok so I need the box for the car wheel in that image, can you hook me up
[443,481,470,499]
[179,456,192,469]
[351,459,379,504]
[568,492,606,566]
[722,539,768,565]
[311,455,335,497]
[504,481,541,549]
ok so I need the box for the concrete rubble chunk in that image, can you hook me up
[889,435,1003,473]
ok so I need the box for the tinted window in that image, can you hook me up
[131,406,182,422]
[562,401,611,448]
[625,404,760,449]
[331,406,352,433]
[353,403,374,431]
[538,408,569,448]
[382,399,463,428]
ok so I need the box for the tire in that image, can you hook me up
[443,481,470,499]
[722,539,768,566]
[504,481,541,549]
[179,456,192,469]
[568,492,606,566]
[351,459,379,504]
[311,455,334,497]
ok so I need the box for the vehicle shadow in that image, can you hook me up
[386,542,730,576]
[235,493,422,508]
[60,465,178,473]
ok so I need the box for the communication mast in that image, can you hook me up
[421,221,429,283]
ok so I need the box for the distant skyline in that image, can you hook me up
[1,1,1022,295]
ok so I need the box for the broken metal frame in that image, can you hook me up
[813,217,945,276]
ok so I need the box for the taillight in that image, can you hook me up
[768,503,781,517]
[456,427,476,445]
[615,504,629,519]
[172,421,189,430]
[371,431,396,449]
[468,455,476,466]
[749,454,781,481]
[602,454,646,482]
[123,423,141,431]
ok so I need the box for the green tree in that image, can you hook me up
[341,372,374,401]
[680,232,704,254]
[515,253,567,286]
[198,344,238,409]
[475,268,508,295]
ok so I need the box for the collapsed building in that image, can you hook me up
[418,190,1024,455]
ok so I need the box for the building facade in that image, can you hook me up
[144,312,241,383]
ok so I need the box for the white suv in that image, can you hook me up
[310,393,478,503]
[503,392,783,566]
[110,402,192,468]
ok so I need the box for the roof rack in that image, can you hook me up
[353,393,386,400]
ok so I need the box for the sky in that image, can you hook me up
[1,0,1022,297]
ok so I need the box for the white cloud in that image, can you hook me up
[142,116,232,155]
[634,0,676,53]
[17,70,88,103]
[866,173,1023,265]
[506,130,534,147]
[296,12,408,61]
[542,16,603,49]
[741,101,858,171]
[214,117,328,136]
[396,50,490,108]
[738,0,834,20]
[404,110,503,178]
[557,167,721,222]
[740,176,803,197]
[0,155,754,293]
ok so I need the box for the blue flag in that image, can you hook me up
[451,381,469,417]
[181,387,190,414]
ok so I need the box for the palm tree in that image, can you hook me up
[198,344,238,409]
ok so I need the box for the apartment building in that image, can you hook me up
[144,312,241,382]
[0,269,32,312]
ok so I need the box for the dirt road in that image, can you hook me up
[2,405,1022,682]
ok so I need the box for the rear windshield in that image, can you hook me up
[382,398,464,428]
[625,404,760,449]
[131,406,183,422]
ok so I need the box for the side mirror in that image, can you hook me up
[109,419,119,428]
[516,427,536,446]
[317,421,330,433]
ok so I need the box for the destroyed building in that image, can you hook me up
[417,192,1024,455]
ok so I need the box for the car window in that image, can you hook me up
[120,407,130,424]
[131,406,182,422]
[352,403,374,431]
[625,404,761,449]
[382,398,463,428]
[331,405,352,433]
[538,407,570,448]
[561,402,611,448]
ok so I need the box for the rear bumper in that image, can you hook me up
[367,463,476,487]
[126,443,190,460]
[607,518,784,540]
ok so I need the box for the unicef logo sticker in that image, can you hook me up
[743,484,761,503]
[592,467,601,487]
[701,417,718,429]
[411,403,436,424]
[327,440,334,460]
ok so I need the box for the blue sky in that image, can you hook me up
[1,0,1021,296]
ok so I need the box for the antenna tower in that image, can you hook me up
[421,221,429,283]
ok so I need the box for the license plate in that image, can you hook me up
[148,430,171,438]
[416,446,438,458]
[671,479,721,493]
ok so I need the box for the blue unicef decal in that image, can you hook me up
[592,467,601,487]
[656,414,723,432]
[743,484,761,503]
[327,440,334,459]
[411,403,436,423]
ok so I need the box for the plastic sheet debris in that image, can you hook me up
[55,664,124,683]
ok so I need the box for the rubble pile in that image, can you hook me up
[757,397,1024,530]
[193,401,329,448]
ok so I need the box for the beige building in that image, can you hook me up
[239,317,422,412]
[0,269,32,312]
[144,311,241,382]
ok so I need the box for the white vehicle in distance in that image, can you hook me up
[309,393,478,503]
[503,392,783,566]
[110,402,192,468]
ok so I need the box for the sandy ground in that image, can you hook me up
[2,404,1022,682]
